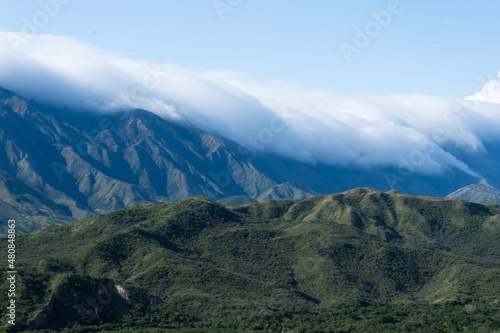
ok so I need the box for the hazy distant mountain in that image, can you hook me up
[2,189,500,331]
[447,179,500,204]
[0,87,319,232]
[0,87,490,232]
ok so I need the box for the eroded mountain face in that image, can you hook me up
[0,86,493,232]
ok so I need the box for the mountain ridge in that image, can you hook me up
[0,86,494,233]
[447,179,500,205]
[0,87,319,232]
[1,188,499,331]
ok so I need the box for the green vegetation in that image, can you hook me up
[1,188,500,332]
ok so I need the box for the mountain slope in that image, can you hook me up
[0,86,492,233]
[0,87,317,232]
[0,170,73,233]
[447,179,500,204]
[2,189,500,331]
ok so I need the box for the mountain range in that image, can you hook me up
[1,188,499,331]
[1,86,499,233]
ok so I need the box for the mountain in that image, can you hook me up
[0,87,318,233]
[0,87,489,232]
[447,179,500,205]
[1,188,500,332]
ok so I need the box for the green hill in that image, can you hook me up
[2,188,500,332]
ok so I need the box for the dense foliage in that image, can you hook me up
[1,188,500,332]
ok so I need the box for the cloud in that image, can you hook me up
[1,30,499,178]
[465,72,500,104]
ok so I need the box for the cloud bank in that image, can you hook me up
[1,30,499,178]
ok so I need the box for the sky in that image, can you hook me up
[0,0,499,98]
[0,1,499,178]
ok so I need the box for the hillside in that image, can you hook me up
[1,86,491,233]
[1,188,500,332]
[0,87,317,233]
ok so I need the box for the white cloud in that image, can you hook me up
[465,72,500,104]
[1,30,499,178]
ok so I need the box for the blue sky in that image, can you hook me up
[0,0,499,98]
[1,1,500,176]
